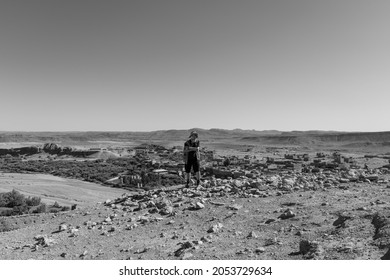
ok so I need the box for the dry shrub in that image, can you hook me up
[0,217,19,232]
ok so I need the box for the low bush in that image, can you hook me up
[0,190,68,216]
[49,207,61,213]
[32,203,47,214]
[0,207,14,217]
[52,201,61,208]
[0,189,26,208]
[25,196,41,207]
[0,217,19,232]
[61,206,70,211]
[12,204,29,215]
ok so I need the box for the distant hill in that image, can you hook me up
[0,129,282,143]
[1,129,390,147]
[241,131,390,146]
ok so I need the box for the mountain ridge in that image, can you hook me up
[1,129,390,146]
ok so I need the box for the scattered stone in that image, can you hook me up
[372,212,390,248]
[333,213,353,228]
[247,231,259,238]
[207,223,223,233]
[59,224,67,232]
[125,223,138,230]
[80,250,88,258]
[264,237,278,246]
[255,247,266,253]
[173,202,183,207]
[108,226,116,232]
[195,202,205,210]
[375,200,386,205]
[337,242,354,253]
[120,248,133,253]
[228,204,243,210]
[156,199,172,209]
[138,216,149,224]
[134,248,149,254]
[299,240,324,259]
[278,209,296,220]
[174,241,194,258]
[265,218,276,224]
[172,232,179,239]
[69,228,79,237]
[181,252,193,260]
[160,206,174,215]
[34,235,55,247]
[381,248,390,260]
[210,201,225,206]
[201,236,212,243]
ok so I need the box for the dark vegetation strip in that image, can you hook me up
[0,156,184,187]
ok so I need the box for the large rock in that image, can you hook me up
[278,209,296,220]
[372,212,390,249]
[299,240,324,259]
[34,235,55,247]
[333,213,353,228]
[267,175,280,187]
[210,168,234,179]
[155,198,172,209]
[43,143,62,154]
[207,223,223,233]
[282,177,296,187]
[381,248,390,260]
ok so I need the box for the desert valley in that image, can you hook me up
[1,129,390,260]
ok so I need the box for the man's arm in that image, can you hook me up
[189,140,200,151]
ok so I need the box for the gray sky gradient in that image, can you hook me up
[0,0,389,132]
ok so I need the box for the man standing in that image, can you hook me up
[183,130,201,187]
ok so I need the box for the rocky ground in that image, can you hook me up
[1,167,390,260]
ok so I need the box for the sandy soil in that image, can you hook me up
[1,178,390,260]
[0,173,130,207]
[1,138,390,260]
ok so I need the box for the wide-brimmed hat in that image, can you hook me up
[189,130,198,138]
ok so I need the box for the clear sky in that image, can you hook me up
[0,0,389,132]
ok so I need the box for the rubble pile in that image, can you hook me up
[2,141,390,192]
[103,163,389,206]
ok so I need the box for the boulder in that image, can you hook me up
[43,143,62,154]
[278,209,296,220]
[299,240,324,259]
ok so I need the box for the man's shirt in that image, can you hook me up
[184,139,200,162]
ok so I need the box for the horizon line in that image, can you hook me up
[1,128,389,134]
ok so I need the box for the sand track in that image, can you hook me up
[0,172,129,207]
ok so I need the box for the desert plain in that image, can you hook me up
[1,129,390,260]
